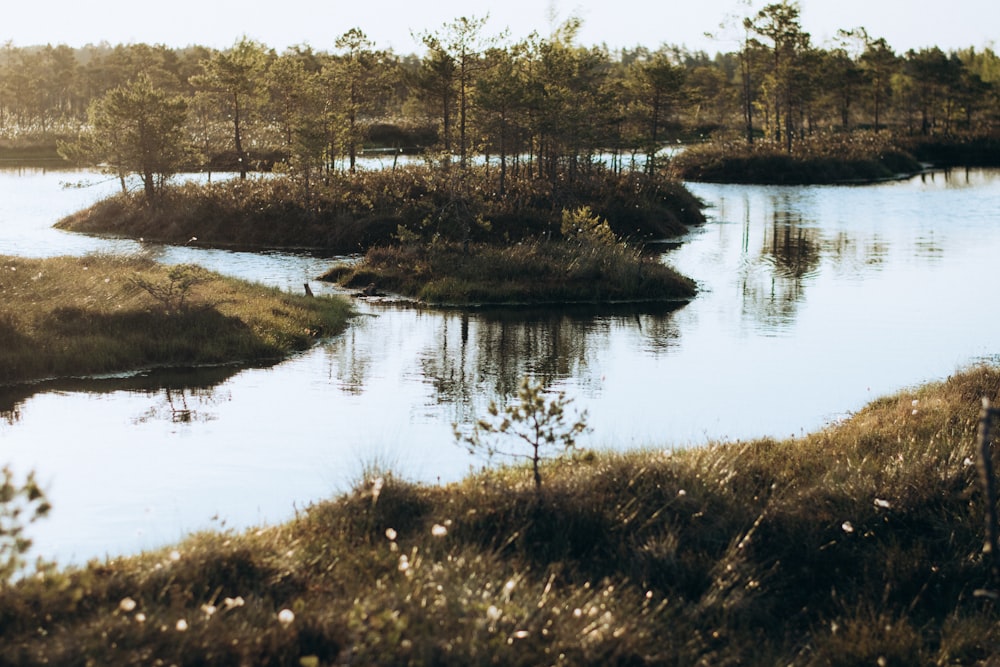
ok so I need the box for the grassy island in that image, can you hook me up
[55,167,705,254]
[2,366,1000,664]
[672,133,924,185]
[321,235,696,306]
[0,254,350,386]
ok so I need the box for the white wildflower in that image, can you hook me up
[431,523,448,537]
[119,597,137,613]
[385,527,397,541]
[223,596,245,610]
[278,609,295,626]
[175,619,189,632]
[841,521,855,533]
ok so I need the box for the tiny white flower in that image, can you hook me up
[119,597,137,613]
[842,521,855,533]
[169,550,181,562]
[278,609,295,626]
[176,619,189,632]
[223,596,245,610]
[874,498,891,509]
[677,489,687,497]
[487,605,502,621]
[431,523,448,537]
[201,604,217,617]
[385,528,397,541]
[135,613,146,624]
[398,555,410,572]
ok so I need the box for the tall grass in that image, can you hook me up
[2,366,999,664]
[0,254,351,385]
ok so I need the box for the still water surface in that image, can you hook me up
[1,167,997,564]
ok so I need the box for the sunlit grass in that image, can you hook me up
[321,239,697,305]
[3,365,1000,664]
[0,254,351,385]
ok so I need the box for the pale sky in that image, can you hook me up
[3,0,997,55]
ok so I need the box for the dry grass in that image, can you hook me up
[322,240,697,306]
[0,253,351,385]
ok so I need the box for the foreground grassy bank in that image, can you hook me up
[672,133,924,184]
[3,366,1000,664]
[0,254,350,385]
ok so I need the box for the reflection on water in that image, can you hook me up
[0,365,244,425]
[2,167,1000,564]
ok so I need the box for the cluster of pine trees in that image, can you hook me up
[2,2,998,194]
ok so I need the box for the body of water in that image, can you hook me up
[1,167,997,564]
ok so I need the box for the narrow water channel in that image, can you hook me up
[1,166,997,565]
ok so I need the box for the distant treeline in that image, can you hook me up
[2,2,999,172]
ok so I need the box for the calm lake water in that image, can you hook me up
[1,166,998,565]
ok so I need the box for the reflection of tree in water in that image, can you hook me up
[321,320,375,396]
[826,231,889,276]
[2,366,240,426]
[739,205,821,331]
[133,385,228,425]
[420,305,684,425]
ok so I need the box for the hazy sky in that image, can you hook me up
[3,0,997,55]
